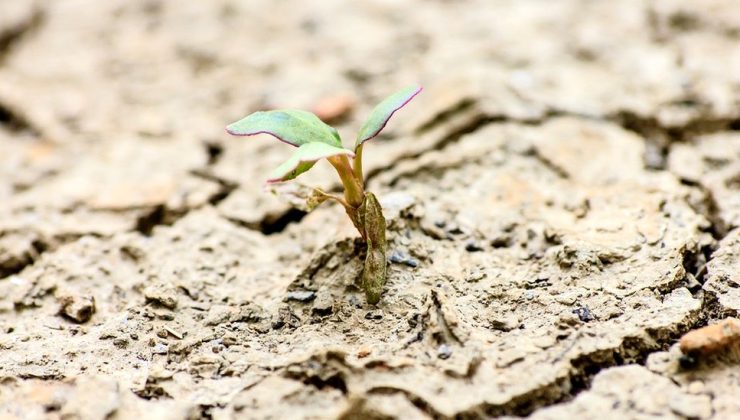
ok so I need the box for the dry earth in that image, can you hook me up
[1,1,739,419]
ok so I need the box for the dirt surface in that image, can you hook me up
[1,1,739,419]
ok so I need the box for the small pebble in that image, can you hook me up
[572,306,594,322]
[532,335,557,349]
[113,338,129,348]
[557,312,581,328]
[437,344,453,359]
[447,225,464,235]
[555,294,577,305]
[465,241,484,252]
[687,381,705,395]
[679,318,740,357]
[389,250,418,268]
[286,290,316,302]
[347,295,362,308]
[365,310,383,320]
[490,315,520,332]
[644,141,666,170]
[144,284,178,309]
[357,348,371,358]
[58,294,96,324]
[156,312,175,321]
[205,306,233,326]
[490,235,511,248]
[272,306,300,330]
[668,394,712,419]
[153,343,169,354]
[312,294,334,316]
[466,267,486,283]
[527,277,551,288]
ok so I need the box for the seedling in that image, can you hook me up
[226,86,422,304]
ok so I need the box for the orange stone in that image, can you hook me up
[679,318,740,356]
[312,94,355,123]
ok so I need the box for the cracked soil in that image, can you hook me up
[1,1,739,419]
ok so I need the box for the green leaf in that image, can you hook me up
[227,109,342,148]
[355,85,422,150]
[267,142,354,183]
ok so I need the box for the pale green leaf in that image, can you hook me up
[267,142,354,183]
[355,85,422,150]
[227,109,342,148]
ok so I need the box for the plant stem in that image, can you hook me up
[353,144,364,183]
[329,155,364,208]
[313,188,350,208]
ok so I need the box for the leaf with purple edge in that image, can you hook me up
[227,109,342,148]
[267,142,354,183]
[355,85,422,150]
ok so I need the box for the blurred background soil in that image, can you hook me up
[0,1,739,419]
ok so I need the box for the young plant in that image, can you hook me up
[226,86,422,304]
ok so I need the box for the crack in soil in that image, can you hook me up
[506,179,728,417]
[0,230,98,281]
[429,289,464,347]
[364,387,447,419]
[1,175,237,279]
[528,147,571,180]
[366,112,502,185]
[414,97,479,135]
[0,6,43,65]
[0,100,40,136]
[223,207,308,235]
[260,200,719,418]
[367,107,602,189]
[0,8,44,135]
[133,178,237,236]
[1,84,736,417]
[2,3,738,417]
[611,110,740,170]
[678,178,729,240]
[0,234,45,279]
[132,145,239,236]
[353,110,733,417]
[188,169,239,207]
[455,297,705,417]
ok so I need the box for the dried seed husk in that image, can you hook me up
[360,192,387,304]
